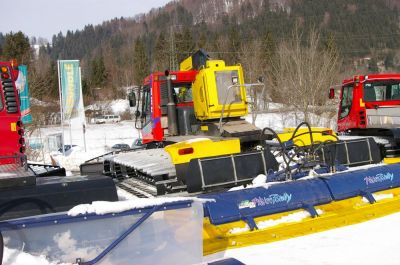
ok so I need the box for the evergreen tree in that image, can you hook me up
[133,38,149,85]
[0,33,4,50]
[227,24,241,64]
[2,31,31,64]
[153,32,169,72]
[46,61,59,98]
[90,56,107,88]
[324,32,338,59]
[261,31,276,66]
[175,27,195,63]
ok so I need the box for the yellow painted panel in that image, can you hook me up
[278,127,337,147]
[165,138,241,165]
[384,157,400,164]
[192,60,248,121]
[180,56,193,71]
[200,125,209,131]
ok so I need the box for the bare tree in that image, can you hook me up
[239,40,271,125]
[270,27,340,124]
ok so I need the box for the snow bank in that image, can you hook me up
[110,99,129,114]
[68,197,214,216]
[29,120,139,170]
[50,147,108,172]
[245,111,336,132]
[86,99,129,114]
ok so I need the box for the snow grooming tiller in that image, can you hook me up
[200,163,400,255]
[0,199,205,265]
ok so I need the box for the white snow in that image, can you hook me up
[362,193,394,203]
[28,120,139,171]
[85,99,129,114]
[205,212,400,265]
[251,174,267,185]
[245,111,336,132]
[257,209,324,230]
[117,187,137,200]
[110,99,129,114]
[228,209,324,235]
[67,197,213,217]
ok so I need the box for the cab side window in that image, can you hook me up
[339,85,353,119]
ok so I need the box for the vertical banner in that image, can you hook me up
[15,65,32,124]
[58,60,83,120]
[58,60,86,151]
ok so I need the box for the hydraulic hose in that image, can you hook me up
[260,127,292,178]
[260,122,339,179]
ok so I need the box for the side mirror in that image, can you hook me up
[329,88,335,99]
[128,91,136,107]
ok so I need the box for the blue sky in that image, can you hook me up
[1,0,171,41]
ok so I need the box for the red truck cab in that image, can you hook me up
[336,74,400,133]
[138,70,198,145]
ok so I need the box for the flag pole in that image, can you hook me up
[79,66,87,152]
[57,60,65,156]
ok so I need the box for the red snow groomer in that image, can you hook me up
[331,74,400,162]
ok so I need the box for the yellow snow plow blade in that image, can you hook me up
[203,187,400,255]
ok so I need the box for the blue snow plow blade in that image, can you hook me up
[200,178,332,227]
[323,164,400,203]
[201,164,400,227]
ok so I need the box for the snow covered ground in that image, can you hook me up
[205,212,400,265]
[16,103,399,265]
[27,120,140,171]
[27,102,335,172]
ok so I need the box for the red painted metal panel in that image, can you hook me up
[140,70,198,145]
[0,61,23,165]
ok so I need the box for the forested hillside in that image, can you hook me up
[1,0,400,113]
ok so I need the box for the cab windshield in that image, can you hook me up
[215,70,241,105]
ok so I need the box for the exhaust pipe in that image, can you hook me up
[166,71,178,136]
